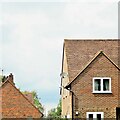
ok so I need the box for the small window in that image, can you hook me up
[97,114,102,120]
[88,114,93,120]
[103,79,109,91]
[87,112,104,120]
[93,77,111,93]
[94,79,101,91]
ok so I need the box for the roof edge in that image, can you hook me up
[60,42,65,95]
[1,79,43,117]
[65,51,120,88]
[64,39,120,41]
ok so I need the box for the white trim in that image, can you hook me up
[86,112,104,119]
[93,77,112,93]
[92,91,112,93]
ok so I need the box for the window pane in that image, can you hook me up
[103,79,109,91]
[94,79,101,91]
[97,114,101,120]
[89,114,93,120]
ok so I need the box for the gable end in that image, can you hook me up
[65,51,120,88]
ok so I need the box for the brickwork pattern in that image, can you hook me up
[71,54,119,118]
[1,81,42,118]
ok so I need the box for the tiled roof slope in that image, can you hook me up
[0,76,43,118]
[23,92,34,104]
[64,39,120,82]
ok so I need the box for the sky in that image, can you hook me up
[0,0,119,116]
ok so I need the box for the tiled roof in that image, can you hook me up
[23,92,34,104]
[64,39,120,82]
[0,74,43,118]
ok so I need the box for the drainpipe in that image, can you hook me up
[65,86,74,120]
[71,90,74,120]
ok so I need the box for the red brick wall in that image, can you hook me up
[71,54,119,118]
[1,81,42,118]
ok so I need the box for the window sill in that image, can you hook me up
[92,91,112,94]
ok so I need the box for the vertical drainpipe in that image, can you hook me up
[65,86,74,120]
[71,91,74,120]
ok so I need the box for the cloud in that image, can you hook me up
[1,0,119,2]
[2,8,63,93]
[2,12,49,26]
[62,2,117,38]
[2,10,49,43]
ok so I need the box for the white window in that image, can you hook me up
[93,77,111,93]
[87,112,104,120]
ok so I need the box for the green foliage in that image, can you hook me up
[0,75,6,83]
[32,91,44,113]
[47,99,62,118]
[47,108,57,118]
[22,90,44,113]
[56,99,62,116]
[0,75,3,83]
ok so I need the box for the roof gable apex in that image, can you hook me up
[0,79,14,89]
[65,51,120,88]
[64,39,119,82]
[1,79,43,117]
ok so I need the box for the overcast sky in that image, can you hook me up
[0,0,119,115]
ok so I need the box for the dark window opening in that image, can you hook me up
[89,114,93,120]
[94,79,101,91]
[103,79,109,91]
[97,114,101,120]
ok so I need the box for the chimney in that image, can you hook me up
[7,73,15,85]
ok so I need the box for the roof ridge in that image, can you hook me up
[64,39,120,41]
[65,51,120,88]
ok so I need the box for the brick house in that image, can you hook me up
[60,39,120,119]
[0,73,43,119]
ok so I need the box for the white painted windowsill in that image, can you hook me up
[92,91,112,94]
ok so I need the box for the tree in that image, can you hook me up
[32,91,44,113]
[22,90,44,113]
[56,99,62,116]
[0,75,6,83]
[47,108,57,118]
[47,99,62,118]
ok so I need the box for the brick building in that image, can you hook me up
[60,39,120,119]
[0,73,43,119]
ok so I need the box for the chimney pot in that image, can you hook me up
[8,73,14,84]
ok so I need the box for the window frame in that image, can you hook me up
[86,112,104,119]
[93,77,112,93]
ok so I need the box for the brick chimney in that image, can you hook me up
[7,73,15,85]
